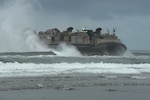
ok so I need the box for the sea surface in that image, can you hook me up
[0,50,150,78]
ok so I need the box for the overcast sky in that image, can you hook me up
[0,0,150,50]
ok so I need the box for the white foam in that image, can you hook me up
[123,50,135,57]
[49,43,82,57]
[131,76,147,79]
[0,62,150,77]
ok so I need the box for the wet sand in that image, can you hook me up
[0,74,150,100]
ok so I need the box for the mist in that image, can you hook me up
[0,0,83,57]
[0,0,42,52]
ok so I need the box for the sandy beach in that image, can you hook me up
[0,74,150,100]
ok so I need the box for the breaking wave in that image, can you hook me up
[0,62,150,77]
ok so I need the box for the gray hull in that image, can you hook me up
[75,42,127,56]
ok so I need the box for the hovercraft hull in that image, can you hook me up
[75,42,127,56]
[49,42,127,56]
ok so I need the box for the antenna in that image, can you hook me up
[107,28,109,34]
[113,28,115,33]
[113,27,117,34]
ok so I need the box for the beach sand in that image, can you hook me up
[0,74,150,100]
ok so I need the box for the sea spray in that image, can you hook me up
[0,0,42,52]
[50,42,82,57]
[123,50,134,57]
[22,28,49,52]
[0,0,82,56]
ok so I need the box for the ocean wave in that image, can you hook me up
[1,53,150,59]
[0,54,149,64]
[0,62,150,77]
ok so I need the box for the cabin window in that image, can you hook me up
[69,36,71,42]
[60,36,64,41]
[52,37,55,42]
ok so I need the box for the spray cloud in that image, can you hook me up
[0,0,48,52]
[0,0,82,57]
[52,42,82,57]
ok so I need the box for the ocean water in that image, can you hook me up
[0,50,150,78]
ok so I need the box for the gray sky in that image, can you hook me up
[0,0,150,50]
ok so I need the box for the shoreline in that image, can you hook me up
[0,85,150,100]
[0,74,150,100]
